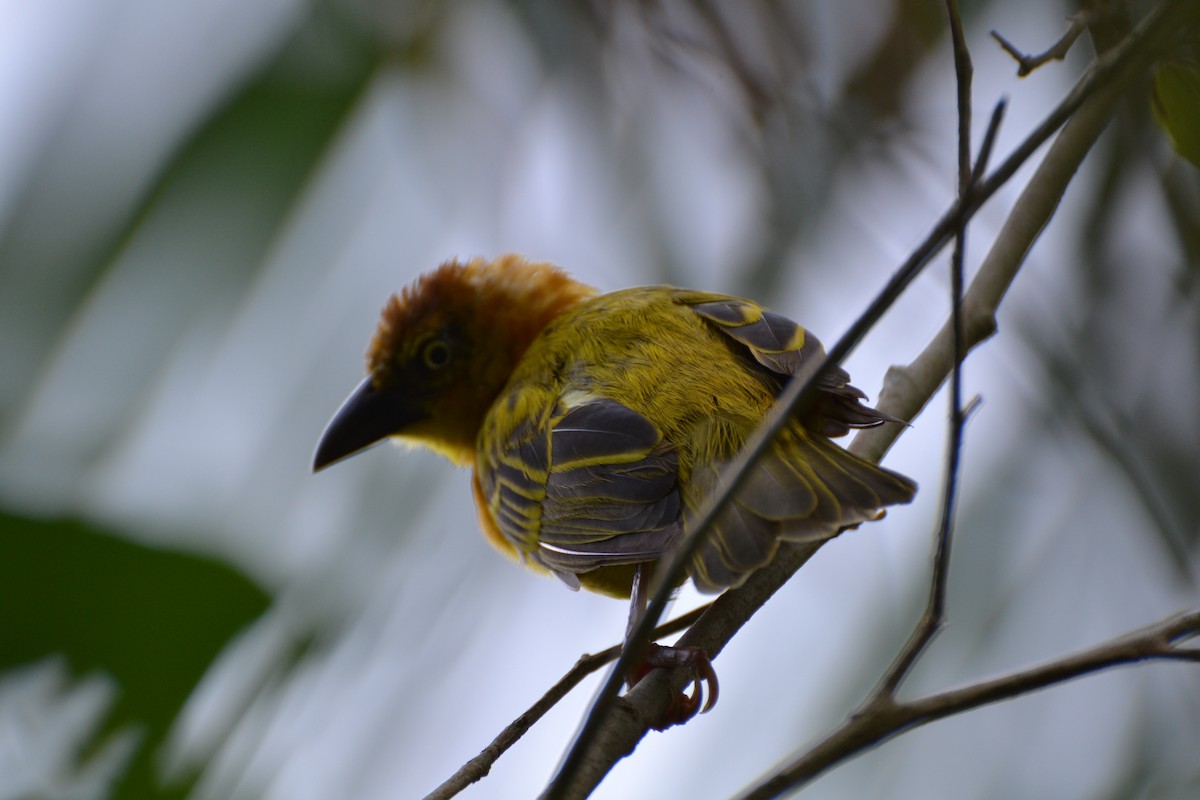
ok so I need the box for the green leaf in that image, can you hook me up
[1153,59,1200,167]
[0,513,270,798]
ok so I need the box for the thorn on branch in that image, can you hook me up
[992,13,1090,77]
[962,394,984,422]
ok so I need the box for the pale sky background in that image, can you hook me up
[2,1,1198,798]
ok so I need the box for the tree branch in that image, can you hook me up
[877,0,976,697]
[736,609,1200,799]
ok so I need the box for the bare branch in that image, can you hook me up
[736,609,1200,799]
[970,100,1007,183]
[948,0,974,193]
[992,13,1090,77]
[877,0,976,697]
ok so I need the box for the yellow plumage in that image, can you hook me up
[314,254,916,599]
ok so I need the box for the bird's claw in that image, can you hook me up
[629,643,719,730]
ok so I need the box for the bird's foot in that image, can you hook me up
[628,643,719,730]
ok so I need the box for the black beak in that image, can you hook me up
[312,378,418,472]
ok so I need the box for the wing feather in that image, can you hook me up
[685,423,917,594]
[688,295,905,435]
[481,396,683,578]
[550,401,661,466]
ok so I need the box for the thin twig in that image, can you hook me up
[949,0,973,194]
[736,609,1200,799]
[971,100,1007,184]
[877,0,975,698]
[992,12,1090,77]
[425,606,710,800]
[943,0,972,587]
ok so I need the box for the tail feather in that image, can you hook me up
[687,425,916,593]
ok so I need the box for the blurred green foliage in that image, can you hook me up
[0,513,270,798]
[0,6,383,794]
[1153,59,1200,167]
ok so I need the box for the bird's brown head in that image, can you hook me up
[313,254,596,470]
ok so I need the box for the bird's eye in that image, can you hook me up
[422,339,451,370]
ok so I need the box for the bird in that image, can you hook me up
[313,254,916,723]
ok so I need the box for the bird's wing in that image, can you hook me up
[479,292,917,594]
[685,295,905,436]
[511,393,909,593]
[684,424,917,592]
[481,395,683,583]
[672,293,916,591]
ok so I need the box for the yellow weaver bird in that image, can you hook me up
[314,254,916,720]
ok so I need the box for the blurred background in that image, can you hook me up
[2,0,1198,798]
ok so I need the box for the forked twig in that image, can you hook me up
[992,13,1090,77]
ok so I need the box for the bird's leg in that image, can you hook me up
[624,562,719,729]
[624,561,648,642]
